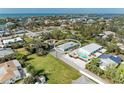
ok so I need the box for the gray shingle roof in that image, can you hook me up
[57,42,78,51]
[0,48,14,58]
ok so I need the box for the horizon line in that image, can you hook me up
[0,8,124,14]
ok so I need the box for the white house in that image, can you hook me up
[2,37,23,47]
[77,43,106,61]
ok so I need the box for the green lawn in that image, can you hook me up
[26,54,81,84]
[16,48,29,55]
[24,37,33,43]
[15,79,24,84]
[118,64,124,74]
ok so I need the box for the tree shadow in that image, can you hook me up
[35,69,45,76]
[26,57,34,61]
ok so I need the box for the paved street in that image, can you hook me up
[72,75,96,84]
[50,50,109,84]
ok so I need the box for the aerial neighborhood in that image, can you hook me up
[0,14,124,84]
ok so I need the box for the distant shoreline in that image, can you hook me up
[0,14,121,19]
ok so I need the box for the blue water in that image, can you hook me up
[0,13,120,19]
[0,13,68,19]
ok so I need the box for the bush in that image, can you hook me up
[36,48,48,56]
[86,58,124,83]
[23,76,35,84]
[0,53,16,63]
[16,53,27,61]
[86,62,104,76]
[11,42,24,49]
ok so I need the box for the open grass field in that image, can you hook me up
[26,54,81,84]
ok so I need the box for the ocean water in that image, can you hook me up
[0,13,120,19]
[0,13,67,19]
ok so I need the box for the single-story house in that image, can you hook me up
[103,31,115,36]
[99,54,122,70]
[0,48,14,58]
[2,37,23,47]
[87,19,95,24]
[5,22,15,28]
[0,30,11,37]
[0,60,24,84]
[98,31,115,39]
[56,42,79,52]
[0,30,5,36]
[77,43,106,61]
[15,30,25,35]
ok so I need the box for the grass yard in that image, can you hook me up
[118,64,124,74]
[16,48,29,55]
[24,37,33,43]
[15,79,24,84]
[26,54,81,84]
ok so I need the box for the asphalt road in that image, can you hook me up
[72,75,96,84]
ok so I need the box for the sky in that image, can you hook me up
[0,8,124,14]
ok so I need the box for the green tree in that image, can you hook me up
[23,76,35,84]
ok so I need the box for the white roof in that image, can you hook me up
[79,43,102,54]
[3,37,23,44]
[6,22,14,26]
[15,37,23,41]
[3,38,14,44]
[104,31,115,35]
[94,52,102,57]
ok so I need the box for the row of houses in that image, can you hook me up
[0,36,25,83]
[0,30,25,37]
[56,42,123,70]
[0,38,45,84]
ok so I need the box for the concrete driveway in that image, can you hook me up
[63,54,86,69]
